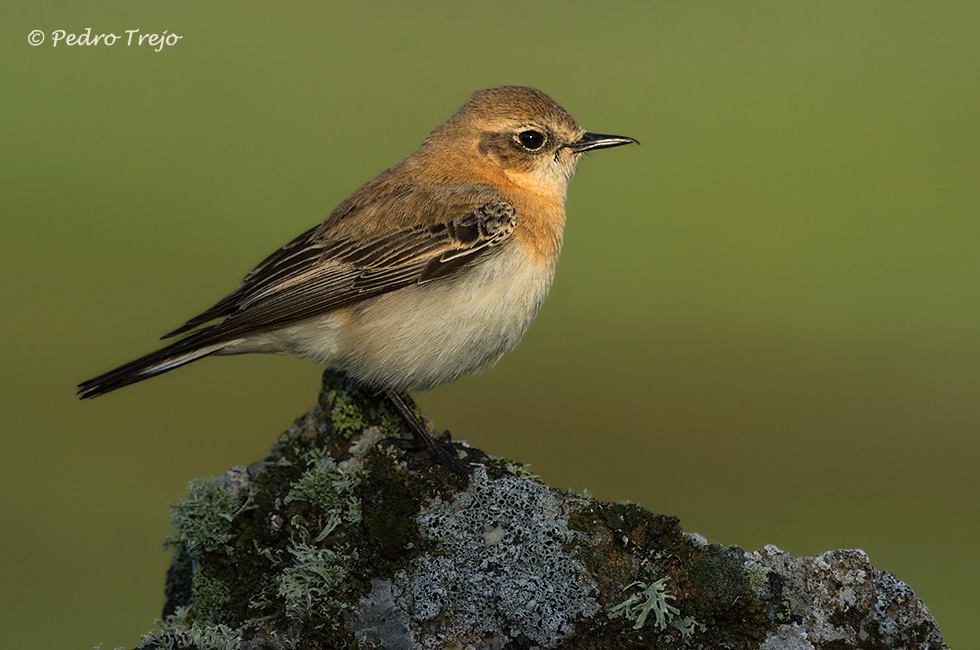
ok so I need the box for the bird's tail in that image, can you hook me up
[77,330,232,399]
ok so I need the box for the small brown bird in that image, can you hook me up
[78,87,636,434]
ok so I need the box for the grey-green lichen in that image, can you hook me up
[608,572,680,631]
[166,477,235,554]
[671,615,707,644]
[752,545,946,650]
[351,466,600,649]
[319,374,405,439]
[278,540,358,626]
[746,560,769,595]
[285,451,363,541]
[190,572,232,625]
[150,370,440,648]
[132,369,945,650]
[139,607,241,650]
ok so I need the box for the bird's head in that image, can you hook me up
[423,86,637,198]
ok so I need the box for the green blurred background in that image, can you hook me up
[2,2,977,647]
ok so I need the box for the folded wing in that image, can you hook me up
[77,199,517,398]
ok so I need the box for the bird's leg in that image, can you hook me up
[384,389,468,475]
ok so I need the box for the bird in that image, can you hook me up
[78,86,636,452]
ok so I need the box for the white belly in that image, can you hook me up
[229,242,555,391]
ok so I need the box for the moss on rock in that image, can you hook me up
[133,370,945,650]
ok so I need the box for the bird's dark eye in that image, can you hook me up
[518,130,546,150]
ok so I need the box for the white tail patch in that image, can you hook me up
[141,342,234,375]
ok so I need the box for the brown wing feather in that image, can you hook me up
[164,200,517,341]
[162,225,323,338]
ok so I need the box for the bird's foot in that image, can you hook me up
[384,390,470,477]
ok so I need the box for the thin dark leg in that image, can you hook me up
[385,390,468,475]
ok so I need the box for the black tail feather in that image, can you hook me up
[77,329,224,399]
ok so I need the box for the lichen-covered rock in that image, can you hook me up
[134,370,945,650]
[351,466,600,648]
[749,545,945,649]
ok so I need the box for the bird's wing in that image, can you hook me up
[162,199,517,340]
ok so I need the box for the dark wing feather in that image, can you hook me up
[162,225,322,338]
[165,200,517,341]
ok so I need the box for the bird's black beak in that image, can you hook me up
[569,132,639,153]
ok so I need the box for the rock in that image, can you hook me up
[134,370,945,650]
